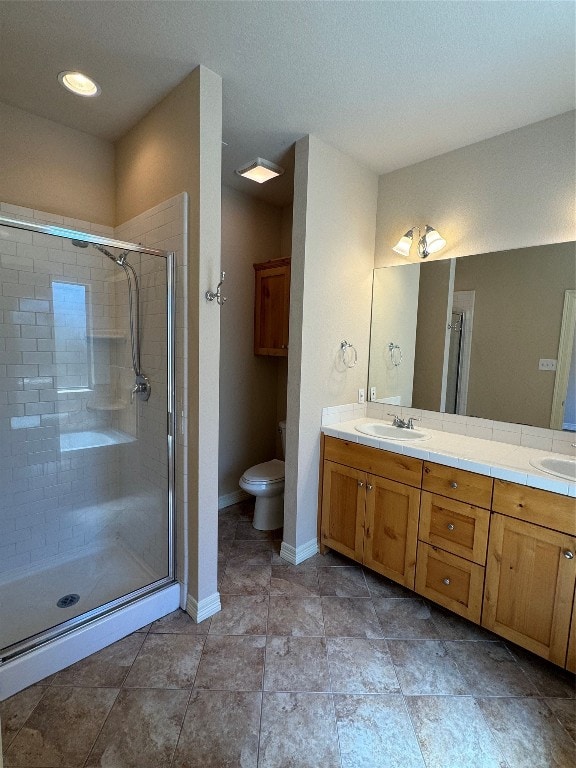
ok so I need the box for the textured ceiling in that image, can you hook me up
[0,1,574,207]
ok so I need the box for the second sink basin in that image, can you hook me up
[356,422,430,441]
[530,456,576,482]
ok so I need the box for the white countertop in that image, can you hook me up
[322,417,576,498]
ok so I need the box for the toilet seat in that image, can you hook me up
[241,459,285,484]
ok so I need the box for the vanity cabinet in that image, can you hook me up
[318,435,576,669]
[482,481,576,667]
[320,437,421,588]
[253,258,290,356]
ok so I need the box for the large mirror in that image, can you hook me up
[368,242,576,431]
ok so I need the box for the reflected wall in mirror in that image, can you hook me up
[368,242,576,431]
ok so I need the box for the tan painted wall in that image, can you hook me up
[285,135,378,551]
[115,66,222,607]
[375,111,576,268]
[219,185,284,499]
[454,242,576,427]
[412,261,452,411]
[0,101,114,225]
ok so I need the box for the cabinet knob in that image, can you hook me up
[358,481,364,488]
[447,523,455,531]
[367,484,373,491]
[442,578,451,586]
[450,481,458,489]
[564,550,574,560]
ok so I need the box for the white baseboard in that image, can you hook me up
[280,538,319,565]
[0,582,180,701]
[218,489,250,510]
[186,592,221,623]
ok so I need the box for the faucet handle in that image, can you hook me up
[406,417,420,429]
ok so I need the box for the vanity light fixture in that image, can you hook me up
[235,157,284,184]
[392,225,446,259]
[57,71,101,98]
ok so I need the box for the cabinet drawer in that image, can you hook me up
[492,480,576,536]
[415,543,485,623]
[419,492,490,565]
[324,436,422,488]
[423,462,493,508]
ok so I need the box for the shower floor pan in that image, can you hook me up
[0,542,160,652]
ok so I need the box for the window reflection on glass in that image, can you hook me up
[52,281,92,392]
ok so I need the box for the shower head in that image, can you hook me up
[95,243,128,265]
[71,238,127,265]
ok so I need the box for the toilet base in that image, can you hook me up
[253,493,284,530]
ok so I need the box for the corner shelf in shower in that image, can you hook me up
[86,330,127,341]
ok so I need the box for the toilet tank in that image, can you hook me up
[279,420,286,459]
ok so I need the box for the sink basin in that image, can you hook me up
[530,456,576,482]
[355,422,430,442]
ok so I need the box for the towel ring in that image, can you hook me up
[340,340,357,368]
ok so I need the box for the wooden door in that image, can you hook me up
[363,474,420,589]
[483,513,576,666]
[253,260,290,356]
[320,460,366,562]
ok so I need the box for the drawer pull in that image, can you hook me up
[442,578,451,586]
[447,523,455,531]
[358,481,364,488]
[564,550,574,560]
[450,481,458,489]
[367,483,373,491]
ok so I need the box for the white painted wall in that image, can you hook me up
[284,135,378,555]
[375,111,576,268]
[368,264,420,405]
[219,186,283,502]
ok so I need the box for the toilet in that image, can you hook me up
[239,421,286,530]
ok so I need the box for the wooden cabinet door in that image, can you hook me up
[566,597,576,673]
[483,513,576,666]
[320,460,366,562]
[363,474,420,589]
[253,260,290,356]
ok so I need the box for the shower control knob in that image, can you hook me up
[131,374,151,403]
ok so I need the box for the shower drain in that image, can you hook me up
[57,593,80,608]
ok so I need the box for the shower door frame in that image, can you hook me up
[0,214,176,663]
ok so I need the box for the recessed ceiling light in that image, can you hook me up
[58,71,101,98]
[235,157,284,184]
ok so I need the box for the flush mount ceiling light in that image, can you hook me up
[392,225,446,259]
[58,71,101,98]
[235,157,284,184]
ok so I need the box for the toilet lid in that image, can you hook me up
[242,459,285,483]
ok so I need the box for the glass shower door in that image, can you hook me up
[0,219,173,659]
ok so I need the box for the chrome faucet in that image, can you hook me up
[387,413,419,429]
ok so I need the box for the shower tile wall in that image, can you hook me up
[0,203,121,578]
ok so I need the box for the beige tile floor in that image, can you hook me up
[2,500,575,767]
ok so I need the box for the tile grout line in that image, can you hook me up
[80,629,148,767]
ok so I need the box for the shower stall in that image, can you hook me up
[0,214,177,692]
